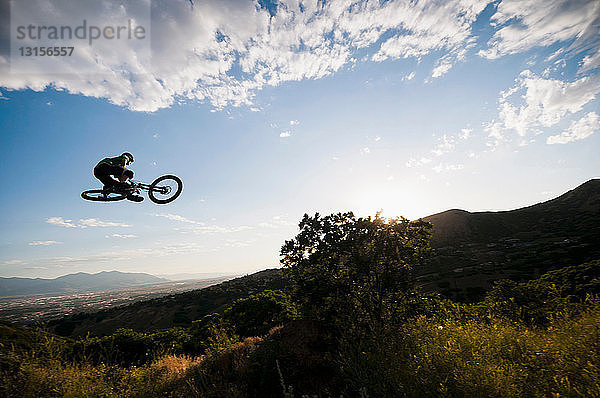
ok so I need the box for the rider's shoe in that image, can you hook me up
[127,193,144,202]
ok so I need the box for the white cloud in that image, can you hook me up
[486,71,600,143]
[46,217,77,228]
[153,213,204,225]
[105,234,138,239]
[46,216,130,228]
[257,215,295,229]
[182,225,254,235]
[431,134,455,156]
[431,58,454,78]
[480,0,600,63]
[153,213,253,234]
[29,240,62,246]
[406,156,433,168]
[2,259,24,265]
[459,128,472,139]
[403,72,415,81]
[547,112,599,144]
[280,131,291,138]
[406,158,419,168]
[432,163,464,173]
[79,218,131,228]
[290,120,299,125]
[581,51,600,74]
[1,0,489,112]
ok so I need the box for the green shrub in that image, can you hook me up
[223,290,299,337]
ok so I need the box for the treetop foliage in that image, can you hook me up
[280,212,432,324]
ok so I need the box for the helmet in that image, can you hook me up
[122,152,134,164]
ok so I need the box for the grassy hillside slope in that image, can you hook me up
[418,179,600,300]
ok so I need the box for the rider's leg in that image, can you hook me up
[94,164,131,192]
[94,163,118,189]
[94,163,142,201]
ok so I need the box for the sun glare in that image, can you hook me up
[352,184,429,220]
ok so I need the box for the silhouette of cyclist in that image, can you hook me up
[94,152,144,202]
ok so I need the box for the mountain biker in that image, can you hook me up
[93,152,143,202]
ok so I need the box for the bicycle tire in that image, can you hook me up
[81,189,128,202]
[148,175,183,204]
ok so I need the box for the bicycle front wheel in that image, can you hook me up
[81,190,128,202]
[148,175,183,204]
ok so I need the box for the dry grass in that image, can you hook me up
[152,354,202,376]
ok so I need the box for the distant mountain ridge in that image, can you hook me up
[423,179,600,247]
[0,271,168,297]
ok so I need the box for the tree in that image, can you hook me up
[223,290,299,337]
[280,212,432,328]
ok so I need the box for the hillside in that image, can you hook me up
[418,179,600,300]
[0,271,168,297]
[424,179,600,246]
[46,180,600,334]
[48,268,285,337]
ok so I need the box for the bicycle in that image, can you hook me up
[81,174,183,204]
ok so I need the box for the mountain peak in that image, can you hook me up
[423,179,600,247]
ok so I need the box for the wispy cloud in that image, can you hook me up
[431,134,456,156]
[153,213,204,225]
[280,131,291,138]
[105,234,138,239]
[181,225,254,235]
[479,0,599,67]
[46,217,78,228]
[2,259,25,265]
[402,72,415,81]
[46,217,130,228]
[28,240,62,246]
[547,112,599,144]
[459,128,472,140]
[257,215,295,229]
[154,213,253,235]
[485,71,600,146]
[432,163,464,173]
[79,218,131,228]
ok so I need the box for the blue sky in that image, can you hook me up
[0,0,599,278]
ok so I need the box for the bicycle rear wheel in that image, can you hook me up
[81,189,128,202]
[148,175,183,204]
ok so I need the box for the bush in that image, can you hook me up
[223,290,299,337]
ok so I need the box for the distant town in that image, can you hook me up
[0,277,233,324]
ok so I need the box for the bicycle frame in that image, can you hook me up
[129,180,169,195]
